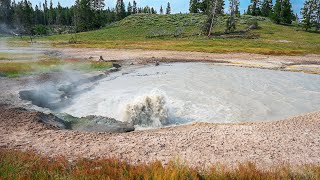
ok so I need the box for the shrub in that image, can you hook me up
[33,25,49,35]
[247,19,259,30]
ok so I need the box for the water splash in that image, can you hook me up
[123,94,169,128]
[59,63,320,128]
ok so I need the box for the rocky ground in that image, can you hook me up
[1,47,320,170]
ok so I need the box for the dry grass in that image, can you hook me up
[1,149,320,179]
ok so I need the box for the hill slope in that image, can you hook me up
[17,14,320,55]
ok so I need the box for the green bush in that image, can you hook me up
[33,25,49,35]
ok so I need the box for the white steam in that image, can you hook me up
[0,23,22,35]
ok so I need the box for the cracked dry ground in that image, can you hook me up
[0,104,320,169]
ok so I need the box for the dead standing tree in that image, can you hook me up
[207,0,218,37]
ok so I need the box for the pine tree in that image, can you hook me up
[160,5,163,14]
[249,0,261,16]
[132,1,137,14]
[34,4,41,24]
[56,2,62,25]
[301,0,314,30]
[166,2,171,14]
[246,5,252,14]
[0,0,14,26]
[16,0,34,33]
[226,0,239,33]
[106,7,116,23]
[235,2,240,17]
[198,0,207,13]
[116,0,126,20]
[127,2,132,16]
[48,0,54,25]
[260,0,273,17]
[301,0,320,31]
[272,0,281,23]
[43,0,48,25]
[92,0,106,28]
[190,0,199,13]
[13,1,23,29]
[216,0,225,15]
[316,0,320,31]
[198,0,224,15]
[151,7,156,14]
[281,0,294,24]
[272,0,294,24]
[143,6,150,13]
[76,0,95,31]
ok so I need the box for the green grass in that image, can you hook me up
[1,149,320,179]
[0,56,113,77]
[10,14,320,55]
[0,52,50,61]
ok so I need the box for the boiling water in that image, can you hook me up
[61,63,320,128]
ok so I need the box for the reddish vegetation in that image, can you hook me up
[1,149,320,179]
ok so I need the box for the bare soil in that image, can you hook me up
[58,48,320,74]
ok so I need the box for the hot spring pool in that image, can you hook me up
[60,63,320,128]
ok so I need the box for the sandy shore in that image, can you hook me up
[1,48,320,169]
[0,104,320,170]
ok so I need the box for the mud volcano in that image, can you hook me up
[59,63,320,128]
[20,63,320,131]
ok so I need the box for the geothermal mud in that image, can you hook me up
[1,46,320,168]
[60,63,320,129]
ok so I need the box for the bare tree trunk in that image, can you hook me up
[208,0,218,37]
[317,5,320,31]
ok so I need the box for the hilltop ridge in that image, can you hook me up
[10,14,320,55]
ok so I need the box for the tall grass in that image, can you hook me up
[1,149,319,179]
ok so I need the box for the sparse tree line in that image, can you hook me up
[248,0,320,29]
[191,0,320,33]
[0,0,172,34]
[246,0,296,25]
[1,0,319,36]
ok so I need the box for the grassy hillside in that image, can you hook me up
[12,14,320,55]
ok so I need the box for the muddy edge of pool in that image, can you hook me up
[1,49,320,170]
[58,48,320,74]
[1,103,320,170]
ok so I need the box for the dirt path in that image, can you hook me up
[1,104,320,169]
